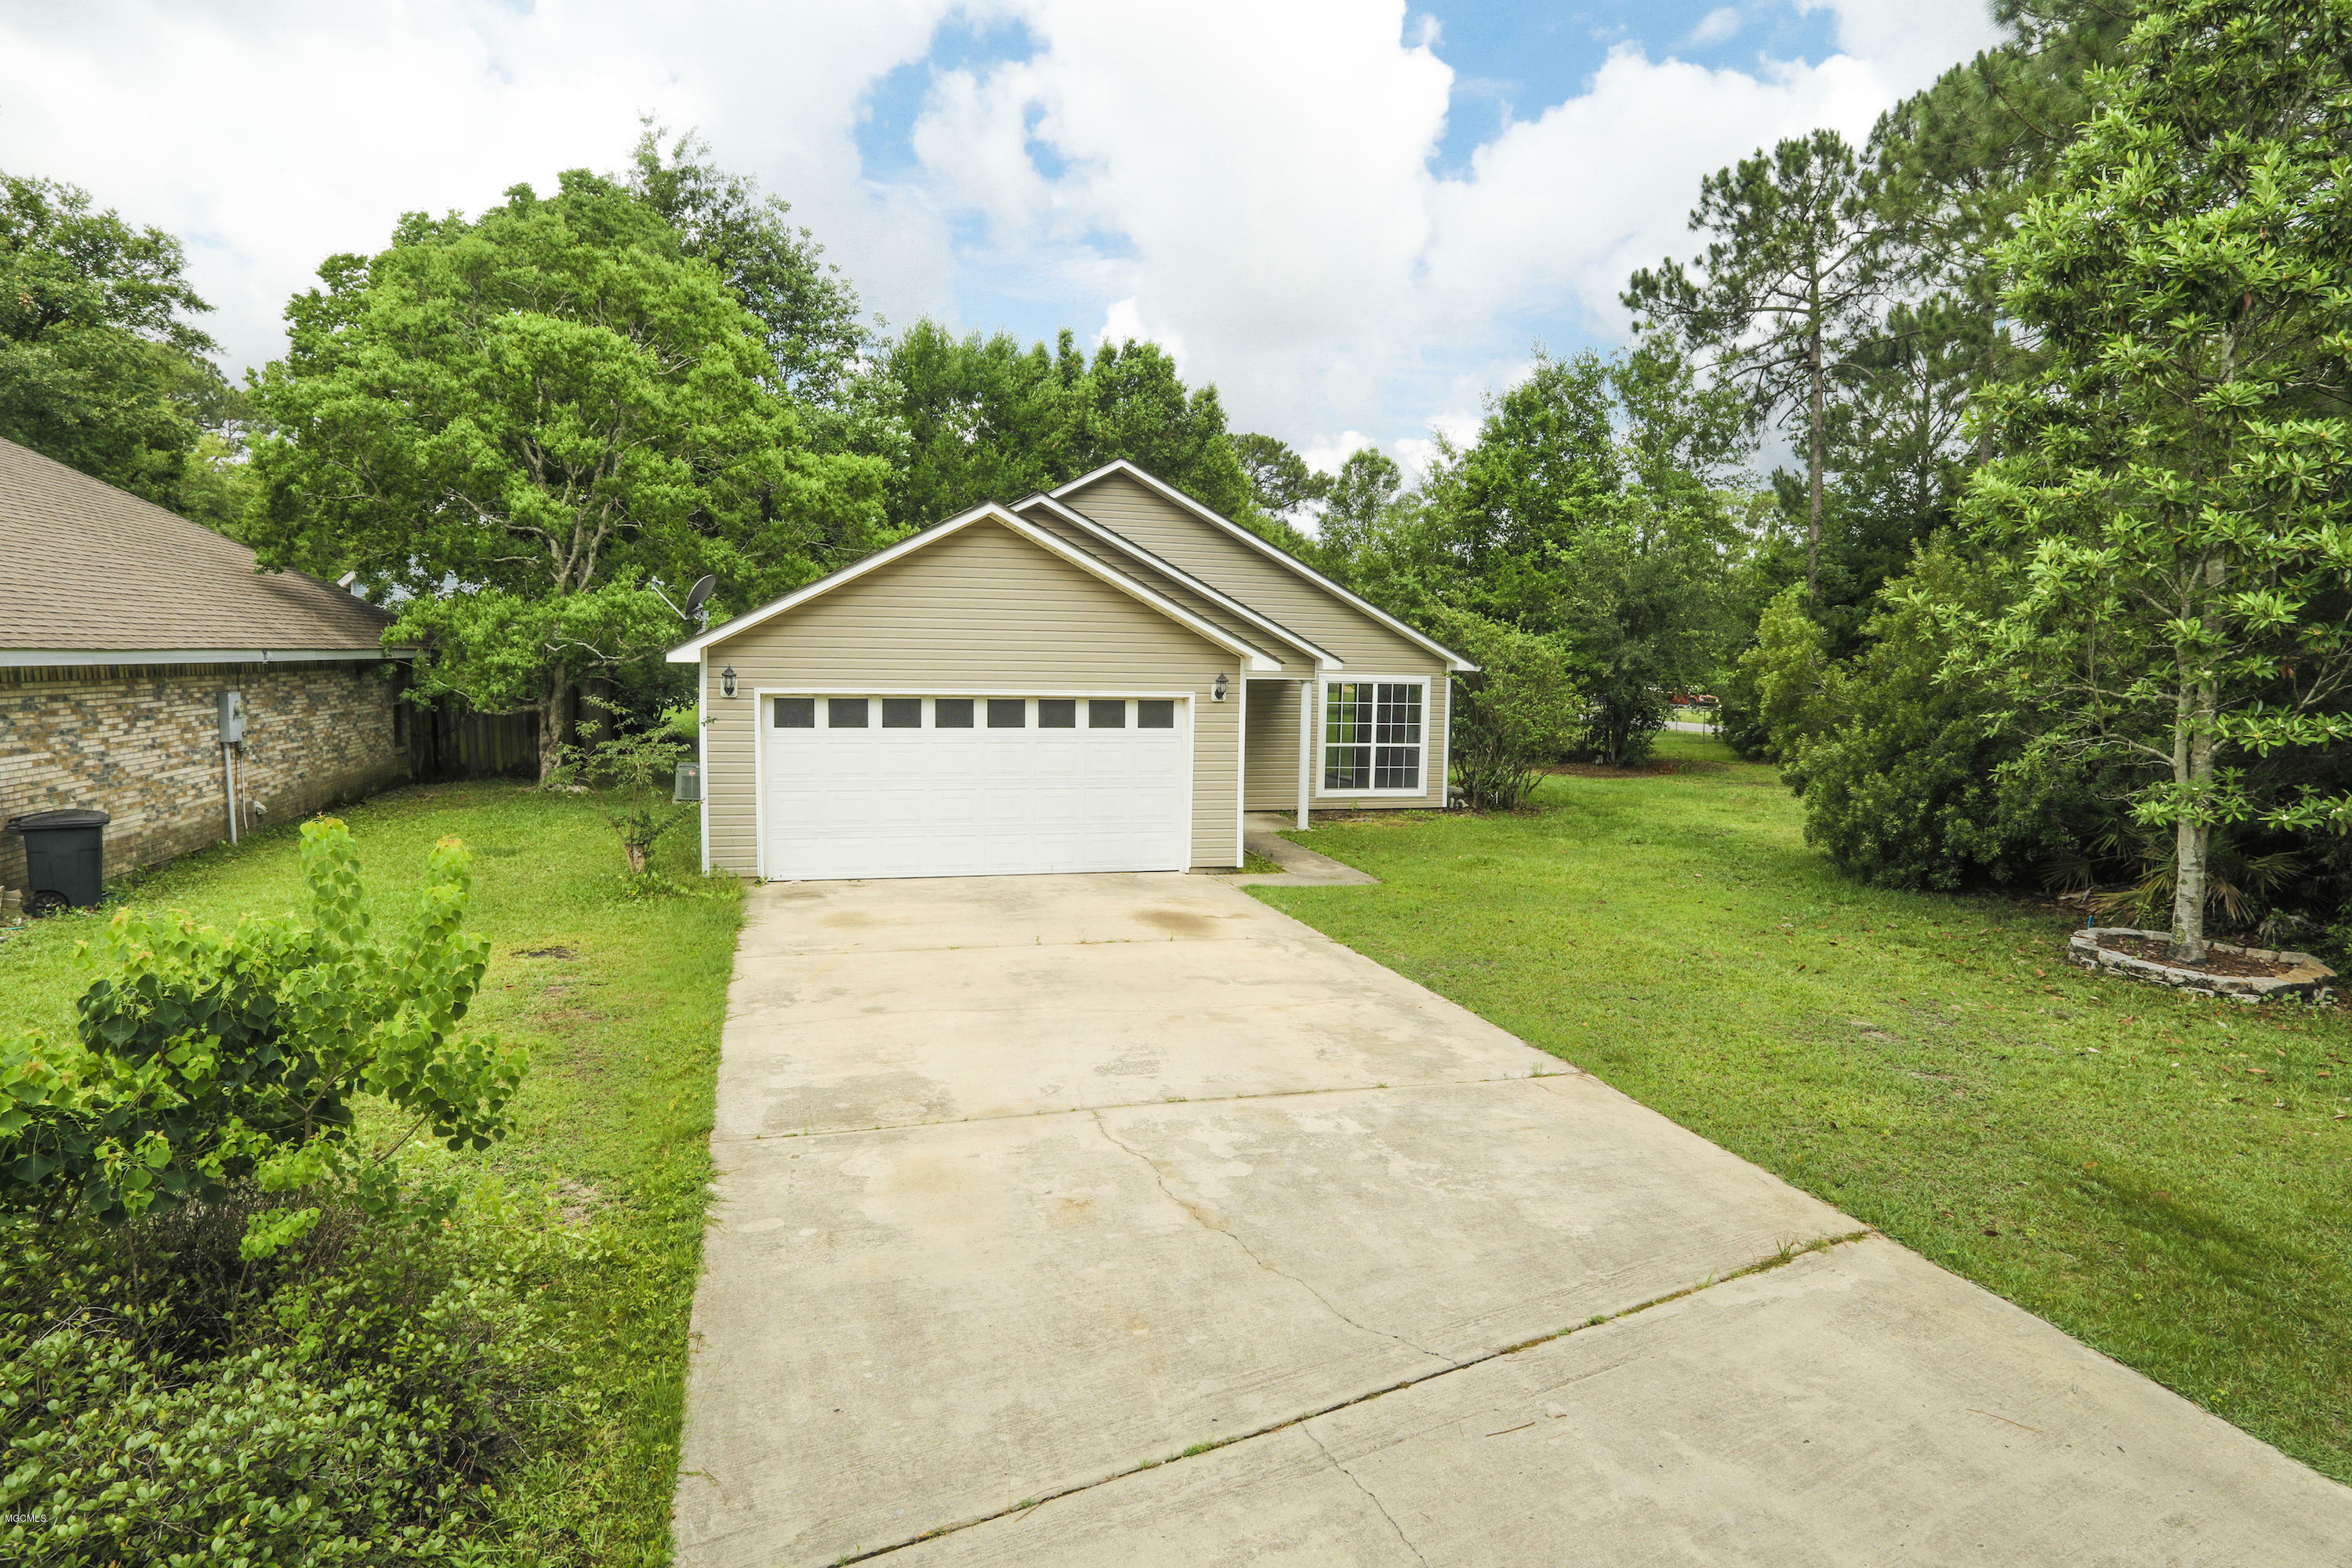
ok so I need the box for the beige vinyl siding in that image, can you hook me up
[1243,678,1305,811]
[1018,501,1327,671]
[1062,472,1452,810]
[1022,510,1307,673]
[699,519,1242,875]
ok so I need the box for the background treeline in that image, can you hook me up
[5,0,2346,959]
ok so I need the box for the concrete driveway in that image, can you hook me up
[673,873,2351,1566]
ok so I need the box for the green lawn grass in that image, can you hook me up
[1258,733,2352,1482]
[0,782,739,1565]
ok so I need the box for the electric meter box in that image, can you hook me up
[217,689,247,743]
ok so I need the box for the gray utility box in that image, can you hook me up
[673,759,703,803]
[5,808,111,914]
[218,689,247,742]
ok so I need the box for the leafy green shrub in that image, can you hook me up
[0,1188,573,1566]
[1786,543,2108,891]
[1435,612,1587,809]
[0,818,524,1258]
[1722,584,1835,763]
[552,700,695,877]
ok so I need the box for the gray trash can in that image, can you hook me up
[5,808,111,916]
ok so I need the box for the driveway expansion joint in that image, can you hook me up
[841,1226,1876,1563]
[707,1069,1590,1146]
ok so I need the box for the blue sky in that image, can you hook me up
[2,1,2002,471]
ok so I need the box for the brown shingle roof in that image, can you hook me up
[0,437,396,656]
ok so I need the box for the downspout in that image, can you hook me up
[222,742,238,844]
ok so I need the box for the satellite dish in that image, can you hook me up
[683,575,717,619]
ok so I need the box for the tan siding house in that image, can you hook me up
[672,466,1469,882]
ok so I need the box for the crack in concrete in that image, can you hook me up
[714,1069,1584,1146]
[1306,1424,1432,1568]
[1087,1110,1454,1365]
[840,1228,1876,1563]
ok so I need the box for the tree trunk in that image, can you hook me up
[624,840,648,876]
[1806,320,1825,598]
[2169,677,2218,964]
[538,672,574,784]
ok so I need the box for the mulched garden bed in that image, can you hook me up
[2089,931,2299,979]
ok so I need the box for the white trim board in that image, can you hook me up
[1011,492,1343,672]
[667,502,1279,673]
[1049,460,1478,673]
[699,652,713,876]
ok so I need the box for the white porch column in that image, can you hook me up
[1297,677,1313,830]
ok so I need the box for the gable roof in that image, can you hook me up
[668,501,1283,670]
[0,437,400,667]
[1050,459,1475,672]
[1010,492,1341,671]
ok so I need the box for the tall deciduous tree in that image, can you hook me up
[1233,432,1328,519]
[1963,0,2352,961]
[247,172,888,779]
[876,321,1274,538]
[1385,346,1745,766]
[1624,129,1885,595]
[0,171,228,505]
[1313,447,1404,579]
[624,122,866,402]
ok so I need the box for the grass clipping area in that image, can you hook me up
[1260,734,2352,1483]
[0,782,740,1565]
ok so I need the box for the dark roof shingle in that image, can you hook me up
[0,437,394,655]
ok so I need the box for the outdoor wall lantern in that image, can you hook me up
[1213,673,1228,702]
[721,666,739,698]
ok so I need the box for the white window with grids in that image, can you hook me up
[1320,678,1426,793]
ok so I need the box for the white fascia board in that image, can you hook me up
[666,501,1279,673]
[0,646,412,669]
[1013,493,1344,672]
[1050,459,1479,672]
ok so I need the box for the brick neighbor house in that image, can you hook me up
[0,437,414,896]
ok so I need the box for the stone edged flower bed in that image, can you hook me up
[2067,926,2336,1003]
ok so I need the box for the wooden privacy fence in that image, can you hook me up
[408,700,539,782]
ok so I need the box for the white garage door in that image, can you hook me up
[760,693,1192,880]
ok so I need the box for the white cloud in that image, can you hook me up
[1686,7,1744,47]
[0,0,962,376]
[1301,430,1379,474]
[1,0,2007,465]
[1800,0,2002,95]
[1097,296,1185,364]
[906,0,2002,456]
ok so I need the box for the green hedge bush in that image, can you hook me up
[2,1188,578,1566]
[1786,542,2111,892]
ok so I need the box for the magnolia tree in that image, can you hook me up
[1961,0,2352,961]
